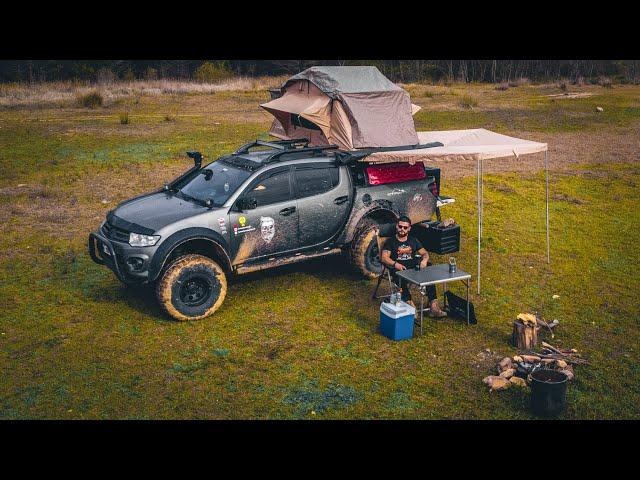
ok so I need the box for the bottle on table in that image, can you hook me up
[449,256,457,274]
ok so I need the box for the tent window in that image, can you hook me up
[291,114,321,131]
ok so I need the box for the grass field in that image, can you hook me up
[1,80,639,419]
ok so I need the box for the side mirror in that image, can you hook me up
[237,197,257,211]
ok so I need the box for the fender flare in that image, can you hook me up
[148,227,232,282]
[345,201,400,244]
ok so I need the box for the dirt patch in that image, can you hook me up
[552,193,587,205]
[0,184,52,199]
[544,93,594,99]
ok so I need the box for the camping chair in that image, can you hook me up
[372,226,399,300]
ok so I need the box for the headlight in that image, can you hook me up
[129,232,161,247]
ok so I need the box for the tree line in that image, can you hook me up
[1,60,638,84]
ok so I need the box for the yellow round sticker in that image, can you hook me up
[239,216,246,227]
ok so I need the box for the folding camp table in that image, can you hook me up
[396,264,472,333]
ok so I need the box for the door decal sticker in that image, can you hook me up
[233,222,256,235]
[260,216,275,243]
[217,217,227,235]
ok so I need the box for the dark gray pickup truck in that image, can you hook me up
[89,138,448,320]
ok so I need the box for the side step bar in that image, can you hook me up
[236,248,342,275]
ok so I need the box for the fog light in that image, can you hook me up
[126,257,144,271]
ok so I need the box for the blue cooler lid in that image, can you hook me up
[380,300,416,319]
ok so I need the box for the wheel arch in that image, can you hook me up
[149,228,232,282]
[346,205,399,243]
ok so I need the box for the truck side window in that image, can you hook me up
[248,170,291,206]
[294,166,338,198]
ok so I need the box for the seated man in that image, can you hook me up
[380,215,447,317]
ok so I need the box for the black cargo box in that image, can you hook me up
[412,221,460,254]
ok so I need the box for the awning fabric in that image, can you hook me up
[363,129,548,164]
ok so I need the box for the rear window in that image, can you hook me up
[294,166,339,198]
[366,163,426,186]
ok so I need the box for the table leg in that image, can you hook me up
[443,282,448,310]
[420,290,424,335]
[466,280,470,325]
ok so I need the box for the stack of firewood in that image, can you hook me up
[511,313,560,350]
[483,342,587,392]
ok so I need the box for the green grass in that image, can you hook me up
[0,83,639,419]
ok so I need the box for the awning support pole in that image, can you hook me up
[545,150,550,263]
[477,157,482,295]
[480,157,484,239]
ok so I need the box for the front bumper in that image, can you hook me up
[88,230,152,285]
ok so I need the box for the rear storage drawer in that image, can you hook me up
[413,221,460,254]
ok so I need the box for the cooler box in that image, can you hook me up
[379,301,416,341]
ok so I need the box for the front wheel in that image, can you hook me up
[155,254,227,321]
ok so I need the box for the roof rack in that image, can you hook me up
[234,138,310,155]
[264,144,340,164]
[231,138,340,165]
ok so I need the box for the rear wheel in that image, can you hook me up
[350,222,384,279]
[155,254,227,321]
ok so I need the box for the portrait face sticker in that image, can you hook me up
[260,216,275,243]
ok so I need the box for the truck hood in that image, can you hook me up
[112,192,209,232]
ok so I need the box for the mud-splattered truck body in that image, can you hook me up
[88,139,444,320]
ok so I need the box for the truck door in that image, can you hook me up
[294,164,351,248]
[229,166,299,264]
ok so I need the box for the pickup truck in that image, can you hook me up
[88,138,448,321]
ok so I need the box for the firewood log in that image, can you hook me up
[512,319,538,349]
[521,355,541,363]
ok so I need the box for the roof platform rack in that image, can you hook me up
[234,138,310,155]
[264,144,340,164]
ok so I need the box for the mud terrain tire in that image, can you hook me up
[350,221,384,279]
[156,254,227,321]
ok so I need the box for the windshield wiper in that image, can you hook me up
[175,190,209,207]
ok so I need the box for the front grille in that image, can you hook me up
[102,222,130,243]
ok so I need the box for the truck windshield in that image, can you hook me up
[174,161,251,207]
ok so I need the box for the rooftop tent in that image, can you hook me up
[261,66,420,150]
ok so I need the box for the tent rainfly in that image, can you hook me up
[261,66,421,150]
[363,129,550,294]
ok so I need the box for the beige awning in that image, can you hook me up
[358,128,550,297]
[364,129,548,164]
